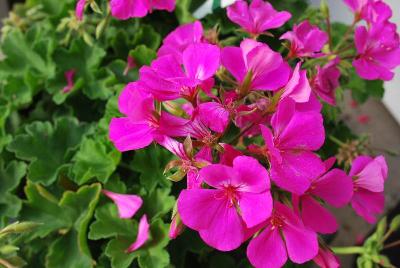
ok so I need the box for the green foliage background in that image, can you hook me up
[0,0,386,267]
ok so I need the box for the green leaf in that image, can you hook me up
[7,117,89,185]
[142,188,175,220]
[175,0,196,24]
[89,204,136,240]
[105,237,137,268]
[347,70,385,104]
[129,45,157,67]
[1,76,33,108]
[71,137,121,185]
[389,215,400,232]
[132,25,162,51]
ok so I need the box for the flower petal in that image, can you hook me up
[103,190,143,219]
[126,215,150,252]
[301,196,338,234]
[233,156,270,193]
[239,191,272,228]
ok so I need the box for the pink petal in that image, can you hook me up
[118,82,154,118]
[75,0,86,20]
[226,0,253,33]
[351,189,385,223]
[349,155,373,177]
[158,112,189,137]
[219,144,243,166]
[313,247,340,268]
[221,46,247,82]
[239,191,272,228]
[110,0,148,19]
[282,63,311,103]
[198,102,230,133]
[126,215,150,252]
[103,190,143,219]
[296,92,323,112]
[183,43,220,81]
[271,98,296,136]
[355,159,385,192]
[247,227,288,268]
[150,0,175,11]
[199,164,239,189]
[375,155,388,179]
[323,157,337,171]
[232,156,270,193]
[301,196,338,234]
[249,0,291,32]
[260,124,282,163]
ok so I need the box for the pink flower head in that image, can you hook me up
[313,247,340,268]
[62,69,76,94]
[140,43,220,101]
[227,0,291,36]
[247,202,319,267]
[126,215,150,252]
[110,0,176,20]
[222,39,290,93]
[312,58,341,106]
[109,82,188,152]
[281,63,312,103]
[281,20,328,58]
[361,0,392,24]
[178,156,272,251]
[350,155,388,223]
[294,159,353,234]
[158,21,204,63]
[353,21,400,81]
[102,190,143,219]
[260,98,326,194]
[75,0,86,20]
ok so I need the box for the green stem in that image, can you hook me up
[329,135,346,146]
[384,239,400,250]
[331,246,364,255]
[334,17,357,52]
[118,162,136,172]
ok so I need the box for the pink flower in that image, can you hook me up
[353,21,400,81]
[75,0,86,20]
[281,21,328,58]
[178,156,272,251]
[281,63,312,103]
[221,39,290,93]
[247,202,319,267]
[343,0,368,14]
[294,159,353,234]
[313,247,340,268]
[219,144,243,166]
[62,69,76,94]
[102,190,143,219]
[158,21,204,63]
[344,0,392,23]
[260,98,325,194]
[126,215,150,252]
[311,58,341,106]
[350,155,388,223]
[110,0,175,20]
[109,82,188,151]
[140,43,220,101]
[226,0,291,36]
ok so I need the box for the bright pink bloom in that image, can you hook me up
[178,156,272,251]
[158,21,204,63]
[296,92,323,113]
[75,0,86,20]
[353,21,400,81]
[222,39,290,92]
[110,0,175,20]
[234,100,270,137]
[109,82,188,151]
[281,21,328,58]
[350,155,388,223]
[62,69,76,94]
[219,144,243,166]
[312,59,341,106]
[102,190,143,219]
[313,247,340,268]
[140,43,220,101]
[361,0,392,24]
[281,63,312,103]
[294,159,353,234]
[247,202,319,267]
[226,0,291,36]
[126,215,150,252]
[260,98,325,194]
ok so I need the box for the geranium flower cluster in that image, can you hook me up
[104,0,398,267]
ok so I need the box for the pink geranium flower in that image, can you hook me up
[178,156,272,251]
[221,39,290,93]
[247,202,319,268]
[311,58,341,106]
[102,190,143,219]
[110,0,175,20]
[227,0,291,36]
[158,21,204,63]
[109,82,188,151]
[353,21,400,81]
[344,0,391,23]
[281,63,312,103]
[140,43,220,101]
[350,155,388,223]
[281,20,328,58]
[313,247,340,268]
[260,98,325,194]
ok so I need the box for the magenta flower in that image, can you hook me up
[158,21,204,63]
[313,247,340,268]
[219,144,243,166]
[311,58,341,106]
[62,69,76,94]
[75,0,86,20]
[353,21,400,81]
[178,156,272,251]
[102,190,143,219]
[281,21,328,58]
[226,0,291,36]
[350,155,388,223]
[281,63,312,103]
[247,202,319,267]
[260,98,325,194]
[140,43,220,101]
[110,0,175,20]
[126,215,150,252]
[361,0,392,24]
[221,39,290,93]
[109,82,188,152]
[294,159,353,234]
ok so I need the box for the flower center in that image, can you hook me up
[222,185,240,207]
[270,213,286,229]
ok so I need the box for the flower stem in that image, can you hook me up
[331,246,364,255]
[329,135,346,146]
[384,239,400,250]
